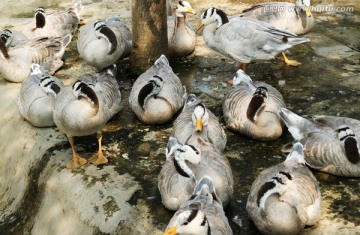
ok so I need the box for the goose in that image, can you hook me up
[197,7,309,71]
[164,176,233,235]
[1,29,28,47]
[22,1,83,39]
[240,0,314,66]
[17,64,64,127]
[246,142,321,235]
[280,107,360,177]
[172,94,227,152]
[0,33,72,83]
[158,137,233,211]
[167,1,196,57]
[53,65,121,169]
[77,16,132,69]
[223,69,285,141]
[129,54,186,124]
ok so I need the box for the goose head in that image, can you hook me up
[232,69,253,86]
[175,1,196,17]
[198,7,229,30]
[166,136,183,159]
[247,86,268,123]
[94,20,117,55]
[0,36,9,59]
[164,209,210,235]
[284,142,306,166]
[192,103,209,133]
[34,7,46,28]
[296,0,312,16]
[72,81,99,111]
[40,75,61,97]
[337,125,360,164]
[0,29,13,47]
[173,144,201,179]
[192,175,222,206]
[138,75,164,111]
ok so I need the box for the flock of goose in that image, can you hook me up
[1,0,359,234]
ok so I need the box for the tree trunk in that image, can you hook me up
[130,0,168,73]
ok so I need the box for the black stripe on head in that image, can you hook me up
[184,210,198,225]
[272,176,284,184]
[138,82,155,111]
[210,8,215,17]
[187,145,199,155]
[173,157,191,178]
[202,8,209,19]
[99,26,117,55]
[216,9,229,24]
[35,8,46,28]
[153,75,163,82]
[0,34,9,44]
[344,137,360,164]
[178,1,184,7]
[279,171,292,180]
[0,39,9,58]
[257,181,276,206]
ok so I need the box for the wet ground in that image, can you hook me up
[1,0,360,234]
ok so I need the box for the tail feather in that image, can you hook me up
[70,1,84,17]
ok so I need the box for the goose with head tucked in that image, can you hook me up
[197,7,309,72]
[77,16,132,69]
[280,107,360,177]
[158,136,233,211]
[53,65,121,169]
[129,54,186,124]
[246,142,321,235]
[1,29,28,47]
[240,0,314,66]
[172,94,226,152]
[17,64,64,127]
[0,33,72,83]
[167,0,197,57]
[223,69,285,141]
[22,1,83,39]
[164,175,233,235]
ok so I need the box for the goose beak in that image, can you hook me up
[164,226,178,235]
[305,6,312,16]
[196,119,203,132]
[188,7,196,15]
[197,22,204,31]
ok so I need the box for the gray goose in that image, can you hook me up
[280,107,360,177]
[0,29,28,47]
[53,65,121,169]
[223,69,285,141]
[246,142,321,235]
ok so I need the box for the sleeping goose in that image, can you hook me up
[0,33,72,83]
[129,54,186,124]
[167,1,196,57]
[53,65,121,169]
[246,142,321,235]
[22,1,83,39]
[280,107,360,177]
[1,29,28,47]
[172,94,226,152]
[223,69,285,141]
[164,176,233,235]
[158,137,233,211]
[240,0,314,66]
[17,64,64,127]
[197,7,309,71]
[77,16,132,68]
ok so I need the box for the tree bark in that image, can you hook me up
[130,0,168,73]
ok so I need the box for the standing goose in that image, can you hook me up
[158,137,233,211]
[240,0,314,66]
[53,65,121,169]
[17,64,64,127]
[167,1,197,57]
[22,1,83,39]
[164,176,233,235]
[223,69,285,141]
[280,108,360,177]
[0,33,72,83]
[77,16,132,68]
[197,7,309,71]
[246,143,321,235]
[129,55,186,124]
[172,94,227,152]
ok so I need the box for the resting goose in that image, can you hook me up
[158,137,233,211]
[0,29,28,47]
[172,94,226,152]
[223,69,285,141]
[0,33,72,83]
[53,65,121,169]
[280,107,360,177]
[129,54,186,124]
[17,64,64,127]
[198,7,309,71]
[167,1,196,57]
[22,1,83,39]
[164,176,233,235]
[246,142,321,235]
[77,16,132,68]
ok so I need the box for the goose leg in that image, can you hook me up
[89,132,108,165]
[282,52,302,66]
[67,136,88,169]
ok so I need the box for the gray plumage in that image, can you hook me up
[17,64,64,127]
[223,69,285,141]
[129,55,186,124]
[77,16,132,68]
[0,29,28,47]
[246,142,321,235]
[280,108,360,177]
[172,94,227,152]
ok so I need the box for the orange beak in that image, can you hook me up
[164,226,178,235]
[197,22,204,31]
[195,119,203,132]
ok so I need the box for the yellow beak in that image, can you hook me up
[188,7,196,15]
[197,22,204,31]
[305,6,312,16]
[196,119,203,132]
[164,226,178,235]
